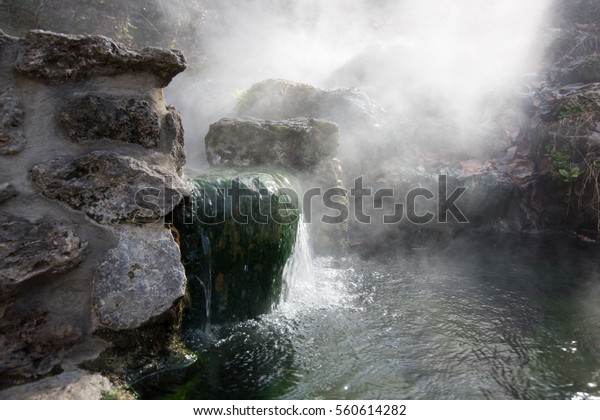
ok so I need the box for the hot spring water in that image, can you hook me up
[134,225,600,400]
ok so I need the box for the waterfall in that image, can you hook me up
[281,221,314,307]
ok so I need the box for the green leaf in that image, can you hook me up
[559,169,570,178]
[593,160,600,168]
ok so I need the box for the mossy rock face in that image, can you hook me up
[175,169,300,325]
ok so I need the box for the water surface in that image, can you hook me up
[135,232,600,400]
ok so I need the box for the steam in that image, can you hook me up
[164,0,554,167]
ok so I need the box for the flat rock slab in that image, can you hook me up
[30,151,188,224]
[58,96,160,147]
[205,117,339,171]
[12,30,186,87]
[93,227,186,330]
[0,214,86,290]
[0,370,112,400]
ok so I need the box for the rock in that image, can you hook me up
[175,170,300,324]
[30,151,188,224]
[0,183,17,203]
[237,79,386,130]
[93,226,186,331]
[0,370,112,400]
[0,309,82,385]
[58,96,160,148]
[13,30,186,87]
[205,117,339,171]
[234,79,392,178]
[163,105,186,170]
[0,214,86,291]
[0,87,25,155]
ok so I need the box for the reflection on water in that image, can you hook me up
[133,233,600,400]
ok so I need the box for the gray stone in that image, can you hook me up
[205,117,339,171]
[0,309,82,384]
[93,227,186,330]
[0,87,25,155]
[58,95,160,148]
[0,214,86,290]
[163,105,186,170]
[0,370,113,400]
[237,79,385,129]
[0,183,17,203]
[14,30,186,87]
[30,151,188,224]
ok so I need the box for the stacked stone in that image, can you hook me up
[0,30,189,394]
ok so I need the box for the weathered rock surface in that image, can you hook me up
[0,87,25,155]
[0,29,189,398]
[205,117,339,171]
[30,151,187,224]
[0,214,86,290]
[163,105,186,170]
[13,30,186,87]
[0,308,82,385]
[234,79,393,179]
[0,183,17,203]
[0,370,113,400]
[237,79,385,129]
[93,227,187,331]
[58,96,160,148]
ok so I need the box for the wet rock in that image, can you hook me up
[175,170,300,324]
[93,227,186,331]
[14,30,186,87]
[58,96,160,148]
[0,87,25,155]
[30,151,188,224]
[205,117,339,171]
[0,183,17,203]
[0,214,86,290]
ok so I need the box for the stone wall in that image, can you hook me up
[0,30,189,397]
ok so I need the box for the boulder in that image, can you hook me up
[30,151,188,224]
[93,226,187,331]
[13,30,186,87]
[58,96,161,148]
[205,117,339,171]
[0,308,82,386]
[0,214,86,291]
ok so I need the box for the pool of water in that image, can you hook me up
[134,232,600,400]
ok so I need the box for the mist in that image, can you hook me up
[163,0,554,167]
